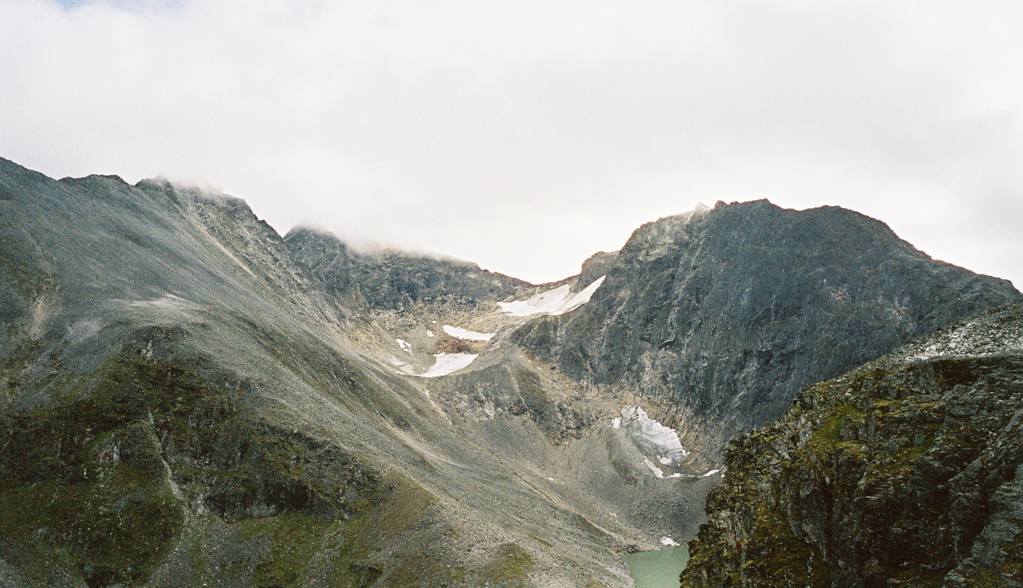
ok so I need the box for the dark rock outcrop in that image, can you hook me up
[513,200,1021,457]
[283,226,530,318]
[680,302,1023,587]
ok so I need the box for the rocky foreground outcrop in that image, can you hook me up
[513,200,1022,458]
[681,302,1023,587]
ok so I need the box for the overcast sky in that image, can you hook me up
[2,0,1022,286]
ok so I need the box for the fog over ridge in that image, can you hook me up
[2,0,1022,285]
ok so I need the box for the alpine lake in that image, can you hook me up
[624,545,690,587]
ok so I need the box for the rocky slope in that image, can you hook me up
[512,200,1022,460]
[0,158,662,587]
[283,227,723,559]
[680,302,1023,587]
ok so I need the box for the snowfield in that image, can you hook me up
[418,353,479,378]
[643,458,665,479]
[499,276,606,317]
[619,405,690,464]
[442,325,494,341]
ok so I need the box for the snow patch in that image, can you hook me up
[426,330,435,338]
[499,276,605,317]
[387,355,416,375]
[418,353,479,378]
[130,294,190,309]
[610,417,621,429]
[660,536,680,547]
[396,339,412,353]
[443,325,494,341]
[643,458,665,479]
[701,469,721,478]
[619,405,690,464]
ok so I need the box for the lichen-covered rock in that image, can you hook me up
[680,303,1023,588]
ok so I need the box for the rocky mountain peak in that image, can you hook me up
[513,199,1021,460]
[283,226,531,321]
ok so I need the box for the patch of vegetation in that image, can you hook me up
[0,464,184,587]
[235,512,336,587]
[483,543,535,584]
[729,504,830,587]
[814,403,858,442]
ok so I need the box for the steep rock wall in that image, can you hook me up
[681,303,1023,587]
[513,200,1021,457]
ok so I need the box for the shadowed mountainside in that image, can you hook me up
[512,200,1021,461]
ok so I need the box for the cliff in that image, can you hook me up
[512,200,1021,459]
[681,302,1023,587]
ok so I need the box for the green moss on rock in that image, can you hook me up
[681,315,1023,588]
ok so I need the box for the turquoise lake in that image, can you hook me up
[624,545,690,588]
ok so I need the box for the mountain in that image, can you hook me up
[0,159,655,587]
[512,200,1021,461]
[1,156,1019,587]
[680,302,1023,587]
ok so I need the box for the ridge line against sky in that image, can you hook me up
[2,0,1022,286]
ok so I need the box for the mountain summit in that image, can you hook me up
[513,199,1020,460]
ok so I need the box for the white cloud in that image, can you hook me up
[1,0,1022,286]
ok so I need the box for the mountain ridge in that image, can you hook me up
[0,157,650,586]
[2,155,1020,587]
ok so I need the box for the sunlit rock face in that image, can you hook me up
[682,303,1023,588]
[0,158,649,587]
[513,199,1022,459]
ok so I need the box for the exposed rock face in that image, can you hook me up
[680,303,1023,587]
[513,200,1021,458]
[283,226,530,323]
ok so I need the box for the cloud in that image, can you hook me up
[1,0,1023,285]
